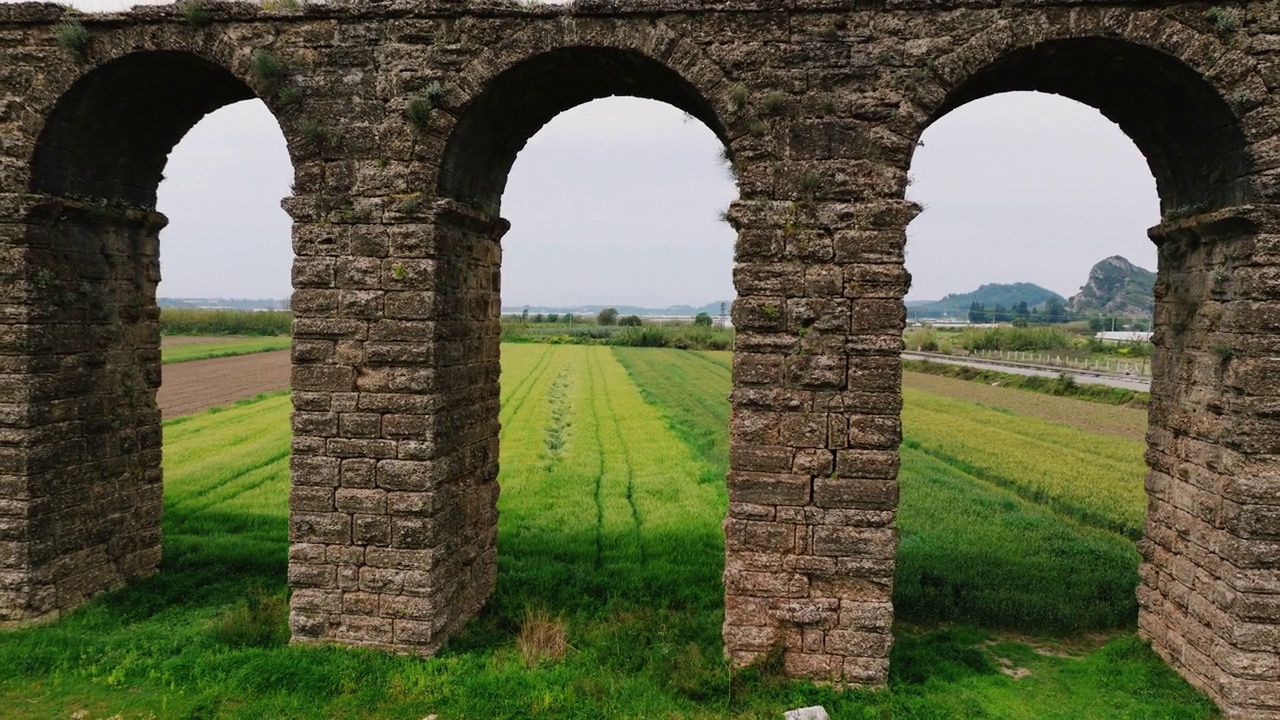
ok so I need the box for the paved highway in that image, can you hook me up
[901,351,1152,392]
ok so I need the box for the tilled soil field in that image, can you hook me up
[158,349,290,419]
[903,370,1148,442]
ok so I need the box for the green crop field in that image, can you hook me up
[161,337,292,364]
[0,346,1217,719]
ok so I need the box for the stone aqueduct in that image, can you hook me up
[0,0,1278,715]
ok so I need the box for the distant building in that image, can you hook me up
[1094,331,1153,344]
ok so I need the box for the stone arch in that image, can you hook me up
[30,48,292,206]
[4,46,295,626]
[895,15,1278,715]
[909,14,1257,213]
[393,24,750,659]
[439,23,734,215]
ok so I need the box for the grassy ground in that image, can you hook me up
[902,387,1147,539]
[902,370,1148,442]
[0,346,1217,718]
[161,337,292,364]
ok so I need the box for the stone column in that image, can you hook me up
[1141,206,1280,720]
[723,194,914,684]
[0,194,164,627]
[288,196,506,653]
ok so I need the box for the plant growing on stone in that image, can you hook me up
[277,84,303,106]
[760,91,788,116]
[1206,6,1241,34]
[54,19,89,57]
[726,85,748,113]
[397,197,421,215]
[180,0,213,27]
[250,48,288,96]
[798,171,821,198]
[746,119,766,136]
[391,263,407,280]
[299,117,338,152]
[405,81,447,132]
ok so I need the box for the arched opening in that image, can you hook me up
[930,38,1250,214]
[14,51,292,626]
[151,98,295,630]
[439,47,728,214]
[901,89,1158,634]
[426,46,743,691]
[897,37,1254,704]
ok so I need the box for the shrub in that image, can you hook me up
[693,312,712,327]
[618,315,643,327]
[597,307,619,326]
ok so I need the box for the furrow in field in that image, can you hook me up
[163,395,293,510]
[588,347,645,568]
[167,449,291,517]
[612,347,731,478]
[903,386,1147,538]
[498,344,554,437]
[496,345,605,601]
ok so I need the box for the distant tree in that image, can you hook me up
[533,313,544,323]
[619,315,643,327]
[694,312,712,327]
[521,308,529,323]
[992,303,1011,323]
[597,307,619,326]
[1043,298,1067,323]
[968,302,986,324]
[1015,301,1030,318]
[1012,316,1028,328]
[564,313,574,324]
[547,313,559,323]
[1088,317,1105,333]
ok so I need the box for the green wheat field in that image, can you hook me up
[0,345,1219,718]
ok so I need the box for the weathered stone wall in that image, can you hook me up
[0,1,1278,716]
[0,195,164,626]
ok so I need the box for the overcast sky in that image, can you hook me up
[28,0,1161,306]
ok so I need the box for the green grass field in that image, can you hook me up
[0,346,1217,718]
[161,337,292,364]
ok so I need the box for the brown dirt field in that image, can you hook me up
[903,370,1149,442]
[158,349,290,419]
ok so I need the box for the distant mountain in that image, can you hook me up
[907,282,1064,318]
[501,301,733,318]
[1066,256,1155,318]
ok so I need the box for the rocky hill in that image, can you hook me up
[1066,256,1155,318]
